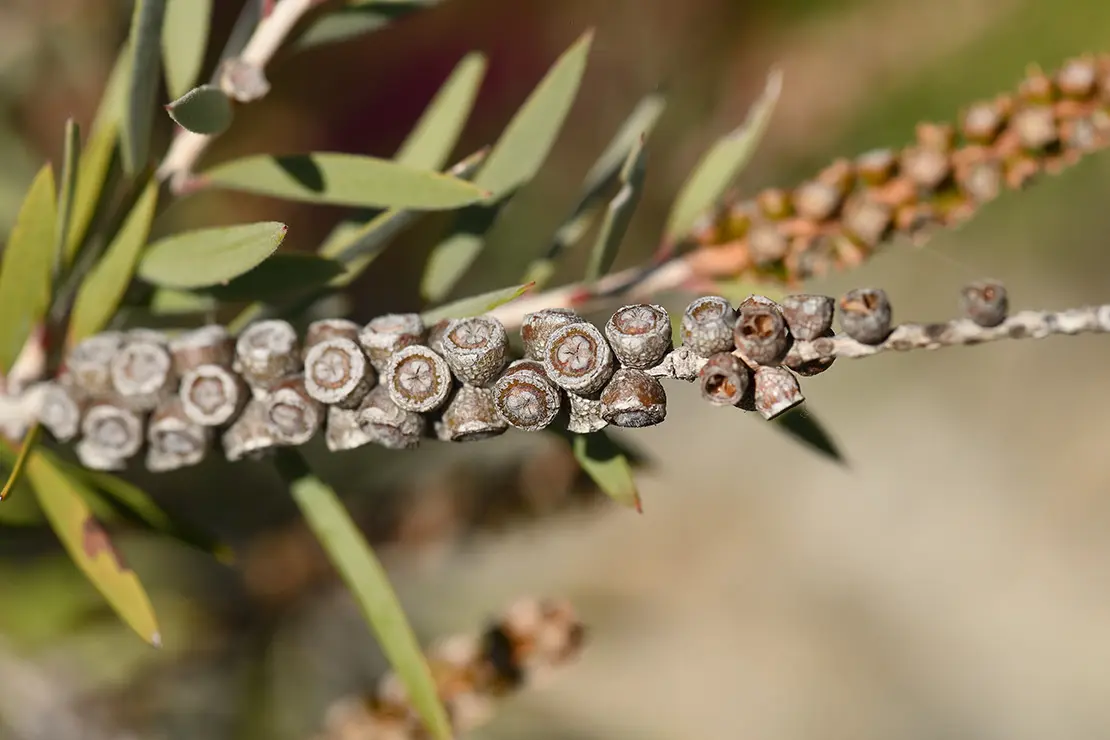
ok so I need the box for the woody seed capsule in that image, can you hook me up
[81,401,144,466]
[680,295,737,357]
[493,360,561,431]
[600,368,666,428]
[35,381,84,442]
[783,331,837,377]
[426,319,451,357]
[521,308,581,361]
[960,279,1009,327]
[264,376,324,446]
[838,288,893,345]
[169,325,234,375]
[358,313,425,372]
[698,352,751,407]
[357,384,426,449]
[303,337,375,409]
[753,366,805,420]
[180,365,246,426]
[543,322,614,397]
[304,318,361,350]
[436,385,508,442]
[604,304,672,369]
[441,316,509,386]
[733,303,791,366]
[222,399,277,461]
[234,320,301,392]
[566,392,606,434]
[1013,107,1058,151]
[146,397,211,473]
[384,345,453,413]
[324,406,372,452]
[64,331,124,398]
[110,330,176,411]
[780,294,835,340]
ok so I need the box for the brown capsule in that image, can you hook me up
[303,337,375,409]
[304,318,361,350]
[63,332,124,399]
[779,294,835,340]
[756,188,792,219]
[1012,107,1058,151]
[521,308,581,361]
[960,279,1008,328]
[493,360,562,431]
[1019,68,1056,103]
[324,405,372,452]
[733,302,791,366]
[747,225,790,264]
[543,322,614,397]
[753,366,805,420]
[180,364,246,426]
[793,180,842,221]
[358,313,425,372]
[901,147,951,191]
[600,368,666,428]
[436,386,508,442]
[146,397,211,473]
[426,318,451,357]
[961,101,1006,143]
[783,332,837,377]
[1057,57,1097,99]
[961,160,1003,203]
[169,325,234,375]
[916,122,956,152]
[604,304,672,369]
[856,148,898,185]
[222,399,277,462]
[698,352,751,407]
[356,385,425,450]
[234,320,301,391]
[110,330,176,411]
[566,392,606,434]
[384,345,452,413]
[441,316,509,386]
[264,376,324,446]
[838,288,893,345]
[680,295,737,357]
[35,381,85,442]
[842,197,893,247]
[81,401,144,465]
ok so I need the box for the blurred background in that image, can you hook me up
[4,0,1110,738]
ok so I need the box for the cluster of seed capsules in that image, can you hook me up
[33,278,1009,472]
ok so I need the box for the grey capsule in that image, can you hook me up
[680,296,737,357]
[604,304,672,369]
[440,316,509,386]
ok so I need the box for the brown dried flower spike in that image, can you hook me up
[604,304,672,369]
[384,345,452,413]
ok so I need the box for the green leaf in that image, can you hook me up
[420,282,533,324]
[68,180,160,343]
[664,67,782,243]
[92,42,133,136]
[579,92,666,210]
[278,452,452,740]
[138,221,288,289]
[572,432,642,512]
[203,153,489,210]
[162,0,213,99]
[121,0,168,175]
[166,85,233,135]
[54,119,81,273]
[295,1,440,50]
[149,287,217,315]
[0,165,57,374]
[0,424,41,503]
[27,449,161,646]
[68,129,120,265]
[585,133,647,280]
[201,253,344,302]
[395,53,487,170]
[773,407,846,465]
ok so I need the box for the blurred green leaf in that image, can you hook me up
[0,165,56,374]
[92,42,133,136]
[166,85,233,135]
[122,0,168,175]
[664,67,782,243]
[27,449,161,646]
[150,287,217,315]
[54,119,81,274]
[279,451,451,740]
[585,133,647,280]
[204,153,488,209]
[162,0,213,99]
[572,432,642,512]
[421,29,595,301]
[202,253,344,302]
[773,407,846,465]
[395,52,486,170]
[138,221,288,289]
[420,282,533,324]
[0,425,41,503]
[295,1,440,49]
[580,92,666,211]
[69,180,160,343]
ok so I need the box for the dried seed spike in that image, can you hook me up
[680,295,737,357]
[783,331,837,376]
[599,368,666,428]
[604,303,672,369]
[734,301,791,366]
[303,337,375,409]
[35,381,84,442]
[222,398,277,461]
[437,386,508,442]
[357,384,426,449]
[264,376,324,446]
[441,316,509,386]
[698,352,751,407]
[747,225,790,264]
[566,392,606,434]
[81,401,144,464]
[64,331,124,399]
[324,405,372,452]
[1057,56,1097,99]
[753,366,804,420]
[793,180,842,221]
[856,148,898,185]
[234,319,301,392]
[520,308,581,361]
[1013,106,1058,151]
[756,188,792,219]
[358,313,426,373]
[305,318,360,350]
[109,331,176,411]
[780,294,835,340]
[838,287,893,344]
[384,345,452,413]
[961,101,1006,143]
[542,322,614,397]
[146,397,211,473]
[901,146,952,190]
[493,360,561,431]
[169,324,234,375]
[180,364,245,426]
[960,279,1009,327]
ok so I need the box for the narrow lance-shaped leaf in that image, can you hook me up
[772,407,846,465]
[394,52,487,170]
[420,282,534,324]
[54,119,81,276]
[572,432,642,512]
[0,424,41,503]
[138,221,288,289]
[166,85,233,136]
[585,132,648,280]
[68,180,160,343]
[294,1,442,50]
[0,165,56,374]
[203,153,488,210]
[421,29,595,301]
[27,449,161,646]
[664,67,783,243]
[277,451,452,740]
[202,253,344,302]
[162,0,213,99]
[122,0,168,175]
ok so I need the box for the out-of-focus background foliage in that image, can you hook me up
[4,1,1110,738]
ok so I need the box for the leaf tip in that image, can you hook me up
[151,631,163,648]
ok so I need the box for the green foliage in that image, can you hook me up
[585,132,648,280]
[773,408,846,465]
[573,432,642,512]
[162,0,213,99]
[122,0,167,175]
[202,253,344,302]
[138,221,289,289]
[0,425,41,502]
[166,85,233,135]
[420,282,534,324]
[54,119,81,271]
